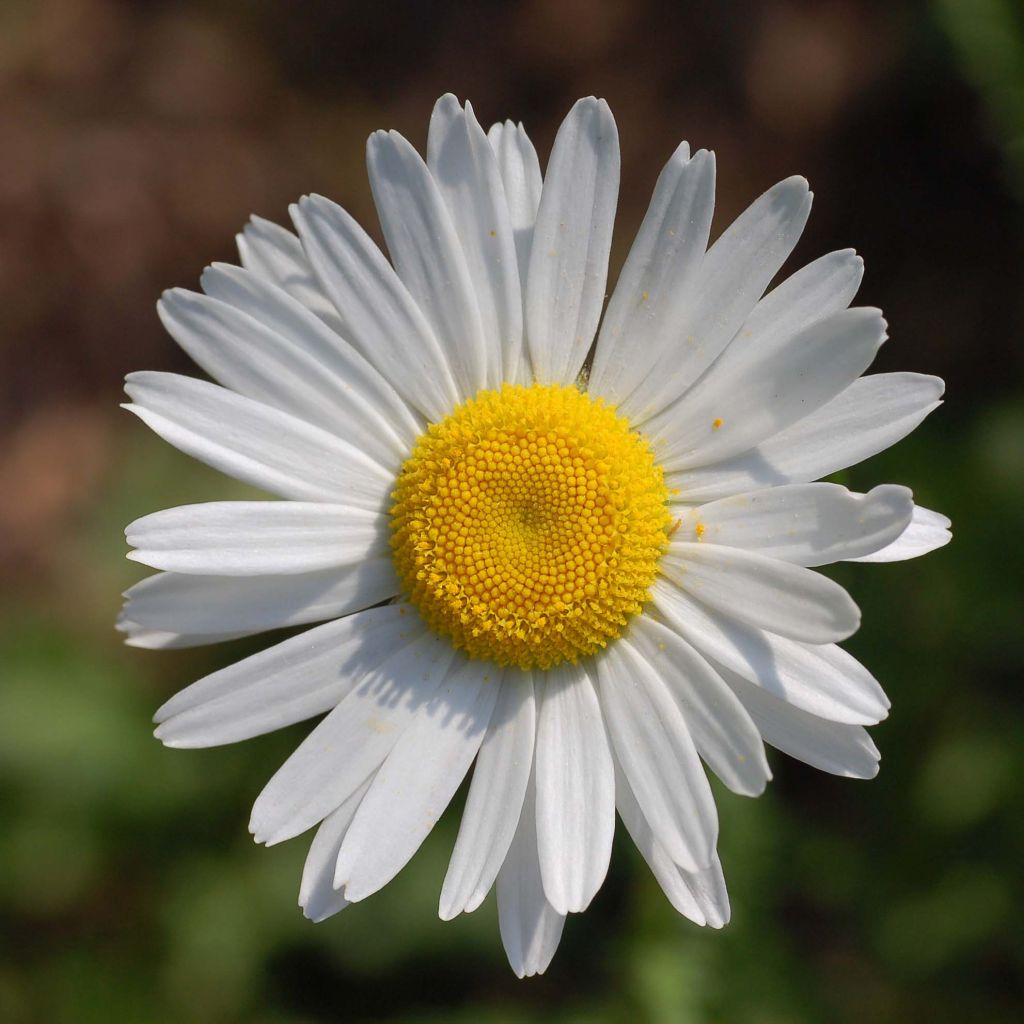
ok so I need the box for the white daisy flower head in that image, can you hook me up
[121,94,950,977]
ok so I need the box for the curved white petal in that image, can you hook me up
[534,662,615,914]
[298,776,373,922]
[623,176,813,423]
[719,665,881,778]
[122,560,399,637]
[334,659,501,902]
[848,504,951,562]
[249,629,455,845]
[488,119,542,382]
[236,215,347,334]
[118,619,252,649]
[671,483,914,566]
[291,194,459,422]
[367,129,489,397]
[153,604,415,748]
[123,372,392,509]
[669,372,944,502]
[614,756,730,928]
[649,307,888,471]
[595,641,718,872]
[629,617,770,797]
[526,97,619,384]
[497,770,566,979]
[127,501,388,576]
[652,579,889,725]
[440,672,536,919]
[661,542,860,644]
[589,144,715,404]
[428,95,522,387]
[201,262,423,452]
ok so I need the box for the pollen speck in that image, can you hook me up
[712,417,724,430]
[695,521,706,540]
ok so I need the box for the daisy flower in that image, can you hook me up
[121,94,950,977]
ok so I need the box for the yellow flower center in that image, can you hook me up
[389,383,670,670]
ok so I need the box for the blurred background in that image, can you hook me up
[1,0,1022,1021]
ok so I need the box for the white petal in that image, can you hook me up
[201,262,422,454]
[367,129,489,397]
[595,641,718,872]
[649,307,888,471]
[118,619,251,649]
[428,95,523,387]
[153,604,415,748]
[622,176,813,423]
[848,504,952,562]
[249,629,455,845]
[488,119,542,375]
[661,542,860,644]
[122,560,399,637]
[589,144,715,405]
[298,776,373,922]
[123,372,391,509]
[669,372,944,502]
[534,662,615,914]
[652,579,889,725]
[497,770,566,979]
[526,97,619,384]
[236,215,347,335]
[672,483,914,566]
[613,756,730,927]
[291,195,459,422]
[127,501,388,576]
[720,666,880,778]
[440,672,536,919]
[629,617,770,797]
[334,659,501,901]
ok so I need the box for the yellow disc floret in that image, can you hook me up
[390,383,670,670]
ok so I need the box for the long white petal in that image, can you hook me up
[127,501,388,576]
[720,665,881,778]
[334,659,501,901]
[669,372,944,502]
[848,504,952,562]
[526,97,619,385]
[652,579,889,725]
[118,619,252,649]
[595,641,718,872]
[589,144,715,404]
[622,176,813,423]
[488,119,542,380]
[123,372,391,509]
[298,776,373,922]
[122,561,399,637]
[201,262,422,451]
[428,95,522,387]
[367,129,489,397]
[291,195,459,422]
[153,605,415,747]
[661,542,860,644]
[629,617,770,797]
[671,483,914,566]
[534,662,615,914]
[440,672,536,919]
[613,755,730,928]
[497,770,566,979]
[649,307,888,471]
[249,629,455,845]
[236,215,347,334]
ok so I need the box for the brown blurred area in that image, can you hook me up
[1,0,1018,580]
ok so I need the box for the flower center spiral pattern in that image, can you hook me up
[390,384,670,670]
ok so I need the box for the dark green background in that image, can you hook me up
[2,1,1022,1020]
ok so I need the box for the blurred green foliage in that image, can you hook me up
[2,0,1023,1021]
